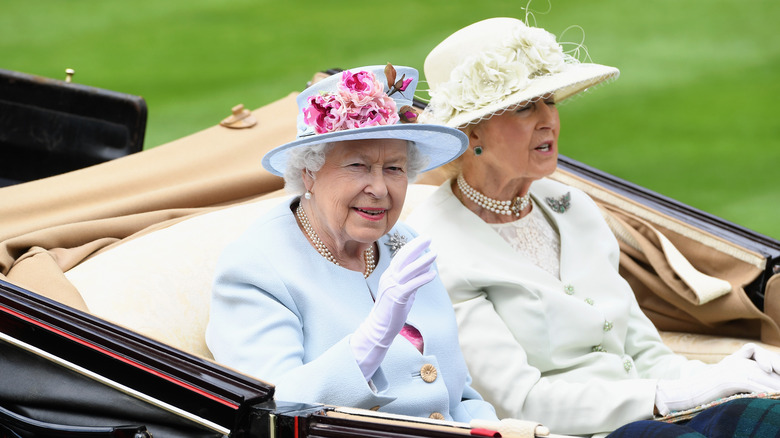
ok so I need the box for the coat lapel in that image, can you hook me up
[529,178,592,290]
[441,181,562,289]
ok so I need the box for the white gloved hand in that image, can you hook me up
[729,342,780,374]
[655,356,780,415]
[351,236,437,380]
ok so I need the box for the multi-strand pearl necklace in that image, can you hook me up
[457,174,530,217]
[296,204,376,278]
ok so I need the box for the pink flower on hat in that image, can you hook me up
[344,95,398,129]
[303,69,400,135]
[339,70,384,106]
[303,93,348,134]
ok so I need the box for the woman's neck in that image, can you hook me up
[453,171,534,224]
[295,199,373,273]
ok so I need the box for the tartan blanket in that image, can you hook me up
[608,395,780,437]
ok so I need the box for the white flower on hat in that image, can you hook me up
[433,47,528,121]
[424,22,575,126]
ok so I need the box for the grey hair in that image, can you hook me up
[283,141,429,195]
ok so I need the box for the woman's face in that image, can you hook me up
[304,138,409,250]
[469,96,560,181]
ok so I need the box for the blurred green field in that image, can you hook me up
[1,0,778,238]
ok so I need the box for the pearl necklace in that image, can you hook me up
[456,174,530,217]
[296,204,376,278]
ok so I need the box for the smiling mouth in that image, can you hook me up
[355,208,386,216]
[535,142,552,152]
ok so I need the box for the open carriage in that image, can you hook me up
[1,68,779,437]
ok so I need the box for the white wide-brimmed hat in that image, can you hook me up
[262,64,468,176]
[422,17,620,128]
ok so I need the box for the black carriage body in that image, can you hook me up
[0,68,146,186]
[0,280,482,438]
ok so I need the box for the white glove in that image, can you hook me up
[655,356,780,415]
[730,342,780,374]
[351,236,437,380]
[470,418,550,438]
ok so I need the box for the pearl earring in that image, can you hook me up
[304,191,312,200]
[474,146,483,156]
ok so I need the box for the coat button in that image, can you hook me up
[429,412,445,420]
[420,364,438,383]
[564,284,575,295]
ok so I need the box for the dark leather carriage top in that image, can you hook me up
[0,68,146,186]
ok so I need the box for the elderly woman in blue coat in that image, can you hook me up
[205,64,517,427]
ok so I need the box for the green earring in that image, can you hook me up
[474,146,483,156]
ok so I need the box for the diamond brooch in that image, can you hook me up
[384,232,408,256]
[545,192,571,213]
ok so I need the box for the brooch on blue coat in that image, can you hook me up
[545,192,571,213]
[384,232,408,256]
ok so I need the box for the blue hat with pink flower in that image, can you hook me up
[261,64,468,176]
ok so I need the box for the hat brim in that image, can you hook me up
[445,63,619,128]
[262,124,468,176]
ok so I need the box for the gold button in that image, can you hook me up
[420,364,437,383]
[369,405,380,411]
[429,412,445,420]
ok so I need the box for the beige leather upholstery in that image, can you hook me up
[64,184,779,362]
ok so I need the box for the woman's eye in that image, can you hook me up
[385,166,404,174]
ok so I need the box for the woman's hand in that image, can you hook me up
[655,353,780,415]
[351,236,437,380]
[730,343,780,374]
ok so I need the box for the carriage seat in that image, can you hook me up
[64,184,780,362]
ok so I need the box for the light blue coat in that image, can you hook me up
[206,197,497,423]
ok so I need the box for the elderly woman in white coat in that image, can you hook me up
[408,17,780,437]
[205,65,521,427]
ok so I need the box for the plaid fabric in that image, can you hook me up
[657,393,780,424]
[608,399,780,437]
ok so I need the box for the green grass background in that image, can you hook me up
[2,0,778,238]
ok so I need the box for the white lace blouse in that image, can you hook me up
[489,200,561,278]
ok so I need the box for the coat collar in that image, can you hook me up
[436,178,580,285]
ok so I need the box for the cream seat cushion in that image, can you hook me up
[64,183,778,363]
[63,185,438,359]
[65,194,289,359]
